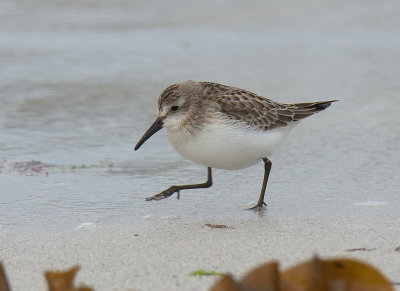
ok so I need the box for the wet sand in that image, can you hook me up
[1,0,400,290]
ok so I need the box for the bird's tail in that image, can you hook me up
[291,100,337,121]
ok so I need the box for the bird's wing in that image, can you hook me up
[290,101,337,120]
[214,89,295,131]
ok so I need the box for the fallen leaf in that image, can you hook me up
[241,262,279,291]
[0,262,11,291]
[209,275,244,291]
[282,257,393,291]
[209,256,394,291]
[45,265,93,291]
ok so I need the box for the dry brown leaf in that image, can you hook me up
[282,257,393,291]
[209,275,245,291]
[0,262,11,291]
[210,257,394,291]
[241,262,279,291]
[45,265,93,291]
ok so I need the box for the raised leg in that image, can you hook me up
[248,158,272,210]
[145,167,213,201]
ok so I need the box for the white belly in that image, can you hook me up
[166,122,293,170]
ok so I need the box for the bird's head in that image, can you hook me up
[134,80,203,151]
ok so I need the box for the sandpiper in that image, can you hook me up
[135,80,336,209]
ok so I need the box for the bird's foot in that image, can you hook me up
[145,186,180,201]
[247,201,267,211]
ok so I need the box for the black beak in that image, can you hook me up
[134,117,164,151]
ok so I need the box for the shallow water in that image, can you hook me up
[1,0,400,233]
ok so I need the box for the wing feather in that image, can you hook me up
[201,82,336,131]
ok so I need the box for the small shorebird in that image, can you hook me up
[135,81,336,209]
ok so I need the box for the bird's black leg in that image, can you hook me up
[145,167,213,201]
[248,158,272,210]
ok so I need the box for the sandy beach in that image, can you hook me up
[2,216,400,290]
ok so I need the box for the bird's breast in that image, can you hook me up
[166,121,292,170]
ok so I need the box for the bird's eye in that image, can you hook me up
[171,106,179,112]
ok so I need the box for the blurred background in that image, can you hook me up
[0,0,399,231]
